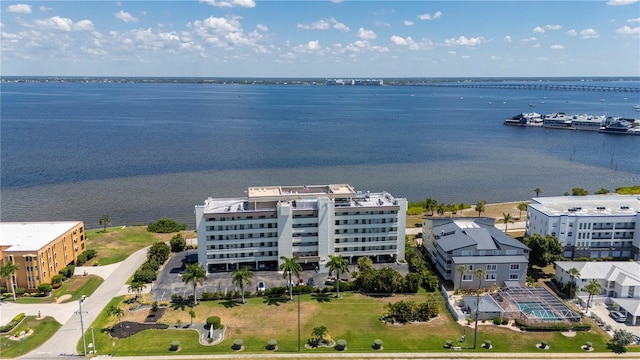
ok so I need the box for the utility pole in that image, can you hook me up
[297,288,301,352]
[473,269,485,350]
[75,296,87,355]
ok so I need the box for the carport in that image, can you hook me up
[611,298,640,326]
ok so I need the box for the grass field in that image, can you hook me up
[82,291,624,356]
[85,226,195,266]
[0,316,61,358]
[14,275,103,304]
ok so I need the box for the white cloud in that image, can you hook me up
[7,4,32,13]
[73,20,95,32]
[297,18,350,31]
[606,0,639,5]
[616,25,640,35]
[293,40,323,53]
[445,35,484,46]
[330,0,343,3]
[566,29,577,36]
[199,0,256,8]
[389,35,432,50]
[404,20,413,26]
[39,6,52,12]
[418,11,441,20]
[550,44,564,50]
[544,24,562,30]
[580,28,599,39]
[34,16,73,31]
[256,24,268,32]
[490,55,500,60]
[533,26,544,33]
[357,27,376,40]
[520,37,537,42]
[504,35,511,43]
[448,50,456,55]
[461,55,469,59]
[115,10,139,23]
[628,17,640,23]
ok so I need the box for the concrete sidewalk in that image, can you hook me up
[20,246,149,359]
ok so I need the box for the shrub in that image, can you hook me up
[585,341,593,349]
[151,301,159,312]
[0,313,25,333]
[76,253,88,266]
[266,339,277,350]
[206,316,221,329]
[232,339,243,350]
[51,274,64,285]
[133,269,157,283]
[493,316,502,325]
[170,234,187,252]
[445,340,453,349]
[59,265,75,279]
[336,339,347,351]
[501,318,509,325]
[38,283,53,294]
[169,341,180,351]
[540,341,547,349]
[15,287,25,296]
[484,340,492,349]
[200,292,214,300]
[85,249,97,259]
[373,339,383,350]
[147,218,187,233]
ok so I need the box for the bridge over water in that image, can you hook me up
[416,83,640,93]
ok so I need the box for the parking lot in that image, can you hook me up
[151,251,409,302]
[587,301,640,339]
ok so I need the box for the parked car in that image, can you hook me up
[609,310,626,323]
[307,278,316,288]
[297,278,305,286]
[257,281,266,292]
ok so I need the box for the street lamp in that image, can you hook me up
[75,295,88,355]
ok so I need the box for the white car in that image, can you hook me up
[257,281,266,292]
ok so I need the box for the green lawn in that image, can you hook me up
[0,316,61,358]
[81,292,626,356]
[15,275,103,304]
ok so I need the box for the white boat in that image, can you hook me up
[504,112,543,127]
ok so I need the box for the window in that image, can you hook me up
[461,250,472,256]
[509,274,520,280]
[509,264,520,270]
[506,249,516,255]
[486,264,497,271]
[485,273,497,281]
[462,274,473,281]
[467,265,473,271]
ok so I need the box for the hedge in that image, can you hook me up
[0,313,25,333]
[513,318,591,332]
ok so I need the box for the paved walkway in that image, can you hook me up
[19,246,149,359]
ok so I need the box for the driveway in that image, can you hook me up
[588,301,640,338]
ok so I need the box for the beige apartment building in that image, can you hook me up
[0,221,86,291]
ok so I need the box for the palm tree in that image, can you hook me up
[326,255,349,298]
[0,261,20,301]
[534,188,542,197]
[457,264,467,290]
[568,267,581,299]
[128,281,145,299]
[473,268,486,349]
[501,212,514,233]
[106,304,124,327]
[182,262,207,305]
[517,202,528,220]
[424,198,438,216]
[231,266,253,303]
[475,200,487,217]
[278,255,302,301]
[189,309,196,326]
[437,203,447,216]
[99,214,111,232]
[584,279,602,314]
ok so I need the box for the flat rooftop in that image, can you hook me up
[0,221,82,252]
[529,195,640,216]
[248,184,356,199]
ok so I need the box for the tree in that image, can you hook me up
[584,279,602,314]
[37,282,53,295]
[517,202,528,220]
[473,268,486,349]
[170,233,187,252]
[182,262,207,305]
[457,264,467,290]
[436,203,447,216]
[189,309,196,326]
[357,256,374,273]
[424,198,438,216]
[0,261,20,301]
[522,234,563,268]
[326,255,349,298]
[147,217,187,233]
[571,187,589,196]
[534,188,542,197]
[99,214,111,232]
[612,329,634,353]
[147,241,171,264]
[501,213,514,233]
[128,281,146,298]
[475,200,486,217]
[594,188,610,194]
[278,255,302,301]
[106,304,124,327]
[231,266,253,303]
[568,267,580,299]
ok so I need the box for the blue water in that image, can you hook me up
[1,80,639,228]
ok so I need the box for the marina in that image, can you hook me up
[505,112,639,135]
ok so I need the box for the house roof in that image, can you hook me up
[556,261,640,286]
[611,297,640,317]
[462,295,504,313]
[0,222,82,252]
[432,218,530,252]
[452,255,529,264]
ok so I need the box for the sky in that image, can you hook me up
[1,0,639,77]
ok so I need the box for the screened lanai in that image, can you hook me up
[496,281,581,323]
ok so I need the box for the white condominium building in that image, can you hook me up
[195,184,407,272]
[526,195,640,260]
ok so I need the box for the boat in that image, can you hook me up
[599,117,640,135]
[504,112,543,127]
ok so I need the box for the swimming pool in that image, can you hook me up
[518,302,563,321]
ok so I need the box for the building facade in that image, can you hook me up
[526,195,640,260]
[422,218,530,290]
[195,184,407,272]
[555,261,640,325]
[0,221,86,291]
